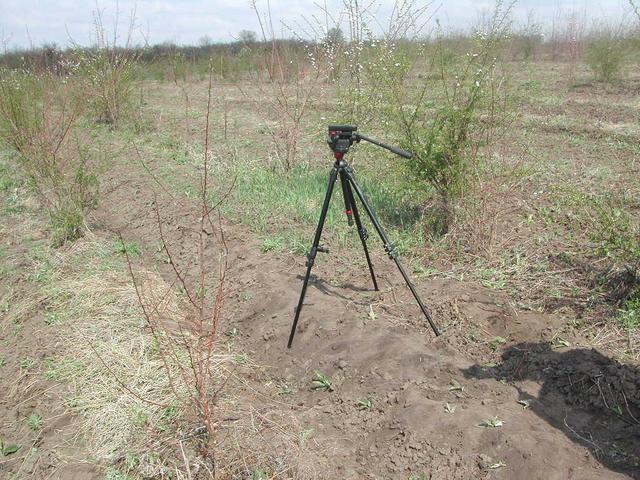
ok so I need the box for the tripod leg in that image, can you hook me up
[288,166,339,348]
[345,180,379,291]
[344,168,440,336]
[338,170,354,226]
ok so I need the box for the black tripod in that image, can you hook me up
[287,125,440,348]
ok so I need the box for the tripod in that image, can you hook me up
[287,125,440,348]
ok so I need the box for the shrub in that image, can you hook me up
[75,9,142,127]
[585,38,627,83]
[388,4,513,232]
[0,69,99,245]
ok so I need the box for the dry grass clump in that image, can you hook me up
[3,236,226,476]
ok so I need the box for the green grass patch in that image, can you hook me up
[216,162,428,255]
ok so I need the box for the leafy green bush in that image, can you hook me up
[387,5,513,231]
[585,38,627,83]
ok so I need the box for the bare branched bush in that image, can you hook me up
[0,69,99,244]
[247,1,326,171]
[511,11,543,60]
[123,68,229,475]
[548,8,587,64]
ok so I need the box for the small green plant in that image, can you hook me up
[20,357,35,371]
[115,240,142,257]
[618,297,640,330]
[277,384,292,395]
[44,311,61,326]
[489,336,508,351]
[310,371,333,391]
[251,468,268,480]
[104,468,134,480]
[132,408,149,427]
[0,357,5,368]
[261,236,283,253]
[479,416,504,428]
[162,404,178,421]
[26,413,43,431]
[448,379,464,392]
[234,353,249,365]
[551,337,571,349]
[0,438,21,456]
[357,396,373,410]
[42,357,84,381]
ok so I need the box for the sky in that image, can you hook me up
[0,0,634,49]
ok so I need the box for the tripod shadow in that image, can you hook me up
[464,342,640,479]
[297,273,374,301]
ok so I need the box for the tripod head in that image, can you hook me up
[327,124,412,159]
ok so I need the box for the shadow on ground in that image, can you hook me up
[464,342,640,479]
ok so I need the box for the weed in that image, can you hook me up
[517,399,532,409]
[20,357,35,371]
[234,353,249,365]
[310,371,333,391]
[357,396,373,410]
[132,408,149,427]
[162,404,178,421]
[479,416,504,428]
[261,236,283,253]
[618,297,640,331]
[26,413,43,431]
[277,384,293,395]
[0,357,5,368]
[551,337,571,349]
[44,311,61,326]
[251,468,269,480]
[444,402,457,414]
[42,357,84,381]
[114,240,142,257]
[104,468,134,480]
[448,379,464,392]
[489,336,508,351]
[0,439,21,456]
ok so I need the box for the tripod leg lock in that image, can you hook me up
[357,227,369,241]
[384,243,398,259]
[306,245,326,267]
